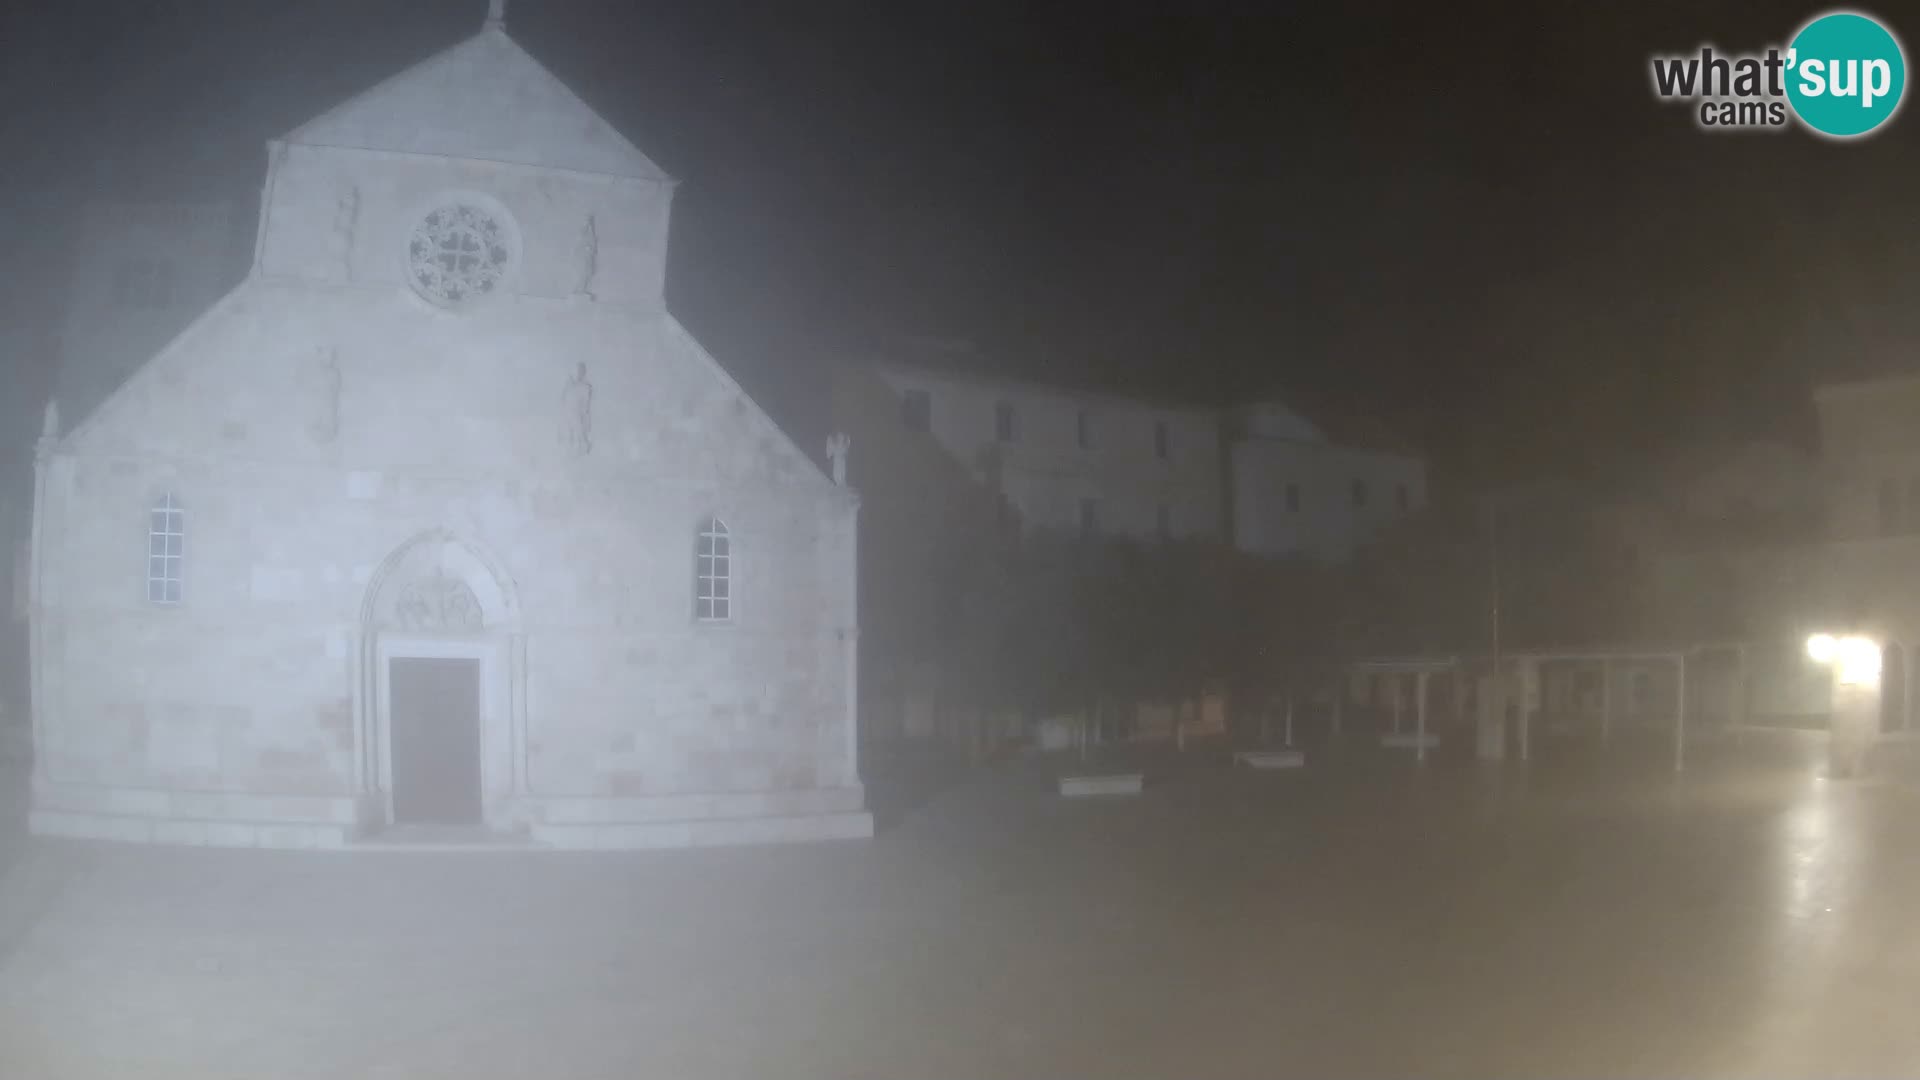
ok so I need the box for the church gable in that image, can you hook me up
[281,24,667,181]
[60,6,825,492]
[256,17,675,308]
[256,142,671,307]
[58,284,256,459]
[60,284,832,496]
[654,316,831,490]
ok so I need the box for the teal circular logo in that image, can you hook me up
[1786,11,1907,138]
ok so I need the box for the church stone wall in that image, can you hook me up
[33,277,860,847]
[30,20,866,850]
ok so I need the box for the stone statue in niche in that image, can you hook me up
[303,347,342,445]
[560,362,594,457]
[826,431,850,486]
[331,185,359,278]
[394,575,484,633]
[573,213,598,301]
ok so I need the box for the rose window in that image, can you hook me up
[407,205,510,307]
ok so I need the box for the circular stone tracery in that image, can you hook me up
[407,204,510,307]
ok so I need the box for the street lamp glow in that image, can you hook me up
[1807,633,1837,663]
[1837,636,1882,687]
[1807,632,1881,688]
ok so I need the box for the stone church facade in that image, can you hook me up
[25,12,871,848]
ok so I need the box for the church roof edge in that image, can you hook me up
[278,24,671,183]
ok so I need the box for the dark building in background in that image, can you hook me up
[862,339,1426,562]
[52,201,255,431]
[0,195,74,742]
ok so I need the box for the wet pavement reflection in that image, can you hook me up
[2,731,1918,1078]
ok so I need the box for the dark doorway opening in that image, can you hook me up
[390,657,482,825]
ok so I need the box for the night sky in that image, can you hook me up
[4,0,1918,490]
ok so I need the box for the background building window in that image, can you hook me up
[1154,420,1170,460]
[696,516,731,621]
[147,493,184,604]
[1286,483,1301,513]
[1397,483,1410,511]
[1156,503,1171,538]
[1351,479,1369,508]
[1078,498,1100,536]
[901,389,931,433]
[995,400,1017,443]
[1880,478,1900,536]
[1077,409,1094,450]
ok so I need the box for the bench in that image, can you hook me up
[1234,749,1305,769]
[1058,773,1144,797]
[1379,732,1440,750]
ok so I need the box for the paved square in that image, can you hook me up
[2,737,1917,1078]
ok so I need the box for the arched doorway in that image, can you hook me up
[356,530,526,832]
[1881,640,1906,734]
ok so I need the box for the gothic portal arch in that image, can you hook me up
[354,530,528,832]
[360,528,521,633]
